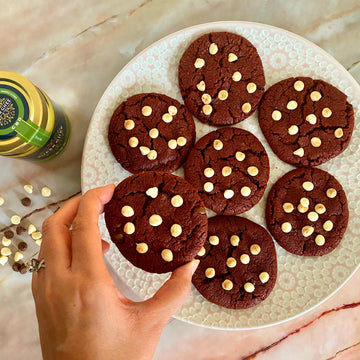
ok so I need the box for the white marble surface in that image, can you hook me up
[1,1,360,359]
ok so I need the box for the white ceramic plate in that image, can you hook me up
[81,21,360,329]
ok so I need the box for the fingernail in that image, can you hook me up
[190,259,200,275]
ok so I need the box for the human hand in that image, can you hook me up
[32,185,199,360]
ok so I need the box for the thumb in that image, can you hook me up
[143,259,200,322]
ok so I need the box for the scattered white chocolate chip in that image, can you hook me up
[250,244,261,255]
[32,231,42,240]
[24,184,33,194]
[194,58,205,68]
[196,81,206,91]
[232,71,242,81]
[242,102,251,113]
[149,128,159,139]
[287,100,298,110]
[247,166,259,176]
[161,249,173,262]
[204,182,214,192]
[0,247,11,256]
[124,222,135,235]
[322,108,332,118]
[136,243,148,254]
[334,128,343,138]
[121,205,134,218]
[141,106,152,116]
[302,181,314,191]
[168,105,177,116]
[124,119,135,130]
[310,91,322,101]
[311,137,321,148]
[281,222,292,233]
[168,139,177,149]
[177,137,187,147]
[224,189,234,199]
[241,186,251,197]
[204,167,215,178]
[323,220,333,231]
[149,214,163,227]
[315,234,325,246]
[14,251,24,262]
[244,282,255,293]
[228,53,238,62]
[28,224,36,235]
[41,186,52,197]
[272,110,282,121]
[146,187,158,198]
[326,188,337,198]
[202,104,213,115]
[147,150,157,161]
[294,80,305,91]
[205,267,215,278]
[0,196,4,206]
[171,195,183,208]
[140,146,150,156]
[35,239,42,247]
[222,279,233,290]
[315,204,326,214]
[306,114,317,125]
[11,215,21,225]
[2,237,11,247]
[170,224,182,238]
[128,137,139,148]
[201,93,212,104]
[297,204,309,213]
[302,225,314,237]
[226,257,237,268]
[213,139,223,150]
[283,202,294,213]
[288,125,299,135]
[218,90,229,100]
[198,246,206,256]
[209,43,218,55]
[162,113,173,123]
[235,151,245,161]
[308,211,319,222]
[240,254,250,264]
[230,235,240,246]
[209,235,220,246]
[300,197,310,208]
[293,147,304,157]
[246,83,257,93]
[222,166,232,177]
[259,272,270,284]
[0,255,8,266]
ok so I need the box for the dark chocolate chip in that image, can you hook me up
[18,241,28,251]
[19,264,27,274]
[4,230,14,239]
[16,226,27,235]
[21,197,31,206]
[12,262,21,272]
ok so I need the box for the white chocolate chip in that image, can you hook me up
[2,237,11,247]
[272,110,282,121]
[306,114,317,125]
[204,182,214,192]
[213,139,223,150]
[311,137,322,148]
[209,235,220,245]
[259,272,270,284]
[124,119,135,130]
[222,166,232,177]
[288,125,299,135]
[14,251,23,262]
[0,256,8,266]
[241,186,251,197]
[24,184,33,194]
[281,222,292,233]
[177,137,187,147]
[247,166,259,176]
[310,91,322,101]
[293,147,304,157]
[161,249,173,262]
[0,247,11,256]
[244,282,255,293]
[147,150,157,161]
[204,168,215,178]
[242,102,251,113]
[136,243,148,254]
[315,234,325,246]
[283,202,294,213]
[141,106,152,116]
[228,53,238,62]
[202,104,213,115]
[121,205,134,217]
[149,214,162,227]
[302,181,314,191]
[224,189,234,199]
[149,128,159,139]
[250,244,261,255]
[323,220,333,231]
[11,215,21,225]
[205,267,215,278]
[294,80,305,91]
[302,225,314,237]
[297,204,309,213]
[226,257,237,268]
[28,224,36,235]
[146,187,158,198]
[235,151,245,161]
[240,254,250,264]
[287,100,298,110]
[170,224,182,238]
[222,279,233,290]
[326,188,337,198]
[334,128,343,138]
[218,90,229,100]
[246,83,257,93]
[162,113,173,123]
[232,71,242,81]
[168,139,177,149]
[196,81,206,91]
[198,246,206,256]
[41,186,52,198]
[35,239,42,247]
[230,235,240,246]
[300,197,310,208]
[322,108,332,118]
[201,93,212,104]
[168,106,177,116]
[209,43,218,55]
[171,195,183,208]
[140,146,150,156]
[315,203,326,214]
[32,231,42,240]
[0,196,4,206]
[128,137,139,148]
[308,211,319,222]
[194,58,205,68]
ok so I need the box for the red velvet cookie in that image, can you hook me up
[192,216,277,309]
[266,167,349,256]
[108,93,196,174]
[184,127,269,215]
[258,77,354,166]
[178,32,265,126]
[104,171,208,273]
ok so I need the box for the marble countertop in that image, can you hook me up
[1,1,360,359]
